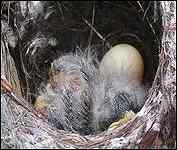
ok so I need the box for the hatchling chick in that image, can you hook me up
[34,45,147,135]
[35,53,98,135]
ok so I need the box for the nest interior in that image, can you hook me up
[1,1,162,104]
[1,1,167,147]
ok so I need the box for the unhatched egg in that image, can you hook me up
[99,44,144,82]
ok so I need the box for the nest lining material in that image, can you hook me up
[1,1,176,149]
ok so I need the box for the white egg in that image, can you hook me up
[99,44,144,82]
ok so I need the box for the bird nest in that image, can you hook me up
[1,1,176,149]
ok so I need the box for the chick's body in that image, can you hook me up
[36,54,96,135]
[35,46,146,135]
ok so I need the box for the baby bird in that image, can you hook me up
[35,45,146,135]
[35,51,97,135]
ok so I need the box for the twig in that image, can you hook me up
[137,1,158,43]
[14,109,28,124]
[88,2,95,47]
[56,2,64,20]
[153,1,158,23]
[7,2,10,25]
[82,17,106,42]
[143,2,152,21]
